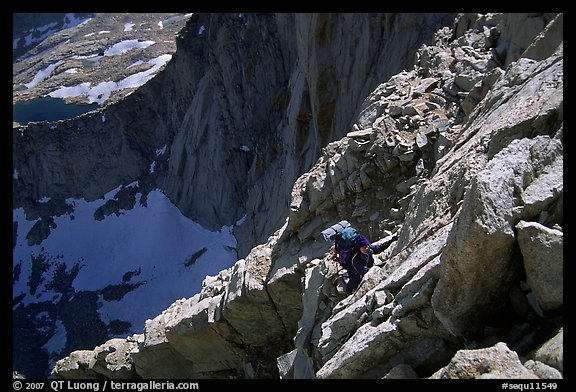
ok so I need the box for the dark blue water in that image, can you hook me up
[13,97,99,125]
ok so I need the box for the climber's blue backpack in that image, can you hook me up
[321,221,358,268]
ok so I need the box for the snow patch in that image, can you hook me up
[103,39,155,56]
[48,54,172,104]
[25,60,63,89]
[13,188,238,336]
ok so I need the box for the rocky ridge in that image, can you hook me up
[51,13,563,379]
[13,13,458,258]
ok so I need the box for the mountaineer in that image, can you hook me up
[322,220,397,294]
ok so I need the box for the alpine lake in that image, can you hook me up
[13,97,99,126]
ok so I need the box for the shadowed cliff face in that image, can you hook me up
[13,13,457,260]
[159,13,458,257]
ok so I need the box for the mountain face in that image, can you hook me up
[13,13,562,380]
[14,14,457,377]
[12,13,230,379]
[14,13,458,257]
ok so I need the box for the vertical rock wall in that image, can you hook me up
[160,13,457,257]
[12,13,457,257]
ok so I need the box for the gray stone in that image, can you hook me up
[44,13,563,381]
[429,342,538,379]
[516,221,563,312]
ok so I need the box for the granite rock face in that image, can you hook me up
[13,13,457,257]
[47,13,562,379]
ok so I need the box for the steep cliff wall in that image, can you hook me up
[51,13,563,379]
[13,13,456,258]
[160,13,457,257]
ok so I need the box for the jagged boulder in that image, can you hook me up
[516,221,563,314]
[52,337,140,379]
[430,342,538,379]
[432,135,563,338]
[529,327,563,373]
[51,350,99,379]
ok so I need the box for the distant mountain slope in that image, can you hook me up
[13,13,94,61]
[13,13,191,112]
[13,186,239,378]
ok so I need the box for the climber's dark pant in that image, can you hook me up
[346,272,362,294]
